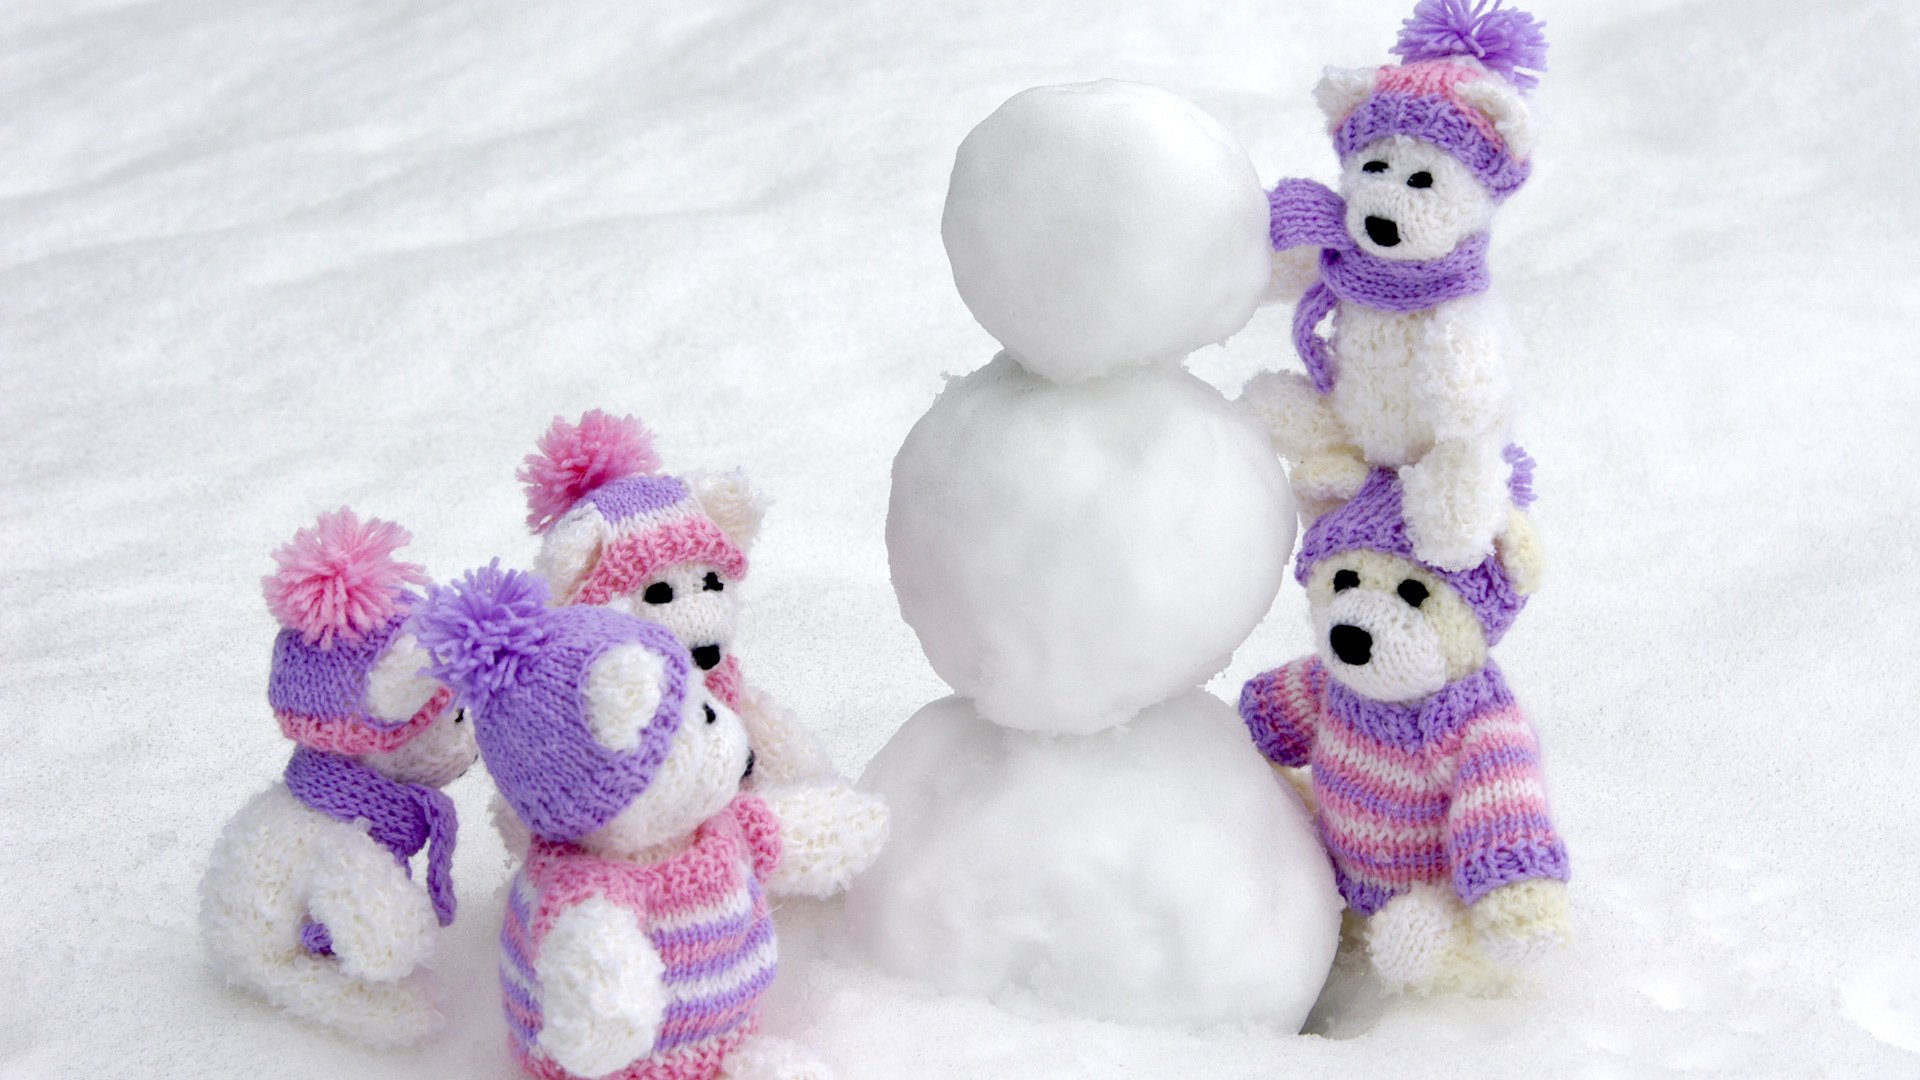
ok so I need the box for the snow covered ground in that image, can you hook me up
[4,0,1918,1076]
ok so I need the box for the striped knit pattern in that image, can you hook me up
[1240,656,1567,915]
[503,796,783,1080]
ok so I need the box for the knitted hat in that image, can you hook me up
[263,508,451,755]
[1295,455,1533,644]
[1325,0,1548,200]
[413,562,695,842]
[518,410,748,606]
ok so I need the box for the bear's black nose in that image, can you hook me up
[1363,216,1400,247]
[691,644,722,671]
[1330,624,1373,666]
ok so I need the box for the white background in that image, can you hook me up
[3,0,1917,1076]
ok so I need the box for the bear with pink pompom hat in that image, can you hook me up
[500,410,889,901]
[199,508,479,1047]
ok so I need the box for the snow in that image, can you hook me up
[888,355,1293,734]
[941,81,1270,382]
[843,691,1340,1028]
[3,1,1919,1078]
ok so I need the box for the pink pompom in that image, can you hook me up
[263,508,429,646]
[519,410,660,533]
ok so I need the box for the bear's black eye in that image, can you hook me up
[703,704,717,725]
[1397,579,1429,607]
[703,572,724,592]
[1362,160,1389,174]
[1333,569,1361,592]
[643,582,674,605]
[1406,171,1433,189]
[452,709,465,724]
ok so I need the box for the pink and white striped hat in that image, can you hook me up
[518,411,749,607]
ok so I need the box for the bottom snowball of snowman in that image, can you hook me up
[841,690,1341,1029]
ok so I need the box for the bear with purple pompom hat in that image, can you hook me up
[1242,0,1550,571]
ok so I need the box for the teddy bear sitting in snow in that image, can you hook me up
[417,563,847,1080]
[508,410,887,898]
[1243,0,1548,570]
[1239,465,1569,994]
[200,509,477,1046]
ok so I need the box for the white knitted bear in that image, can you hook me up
[1242,1,1547,570]
[200,510,478,1046]
[416,565,837,1080]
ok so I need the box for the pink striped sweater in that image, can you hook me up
[503,795,782,1080]
[1240,657,1568,914]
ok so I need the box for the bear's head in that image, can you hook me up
[1310,2,1547,261]
[521,411,764,674]
[415,564,753,854]
[1296,467,1543,703]
[264,508,478,786]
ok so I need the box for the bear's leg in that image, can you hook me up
[1365,883,1471,991]
[1401,438,1510,572]
[1240,370,1347,463]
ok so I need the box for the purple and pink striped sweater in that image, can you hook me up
[1240,657,1568,915]
[502,795,782,1080]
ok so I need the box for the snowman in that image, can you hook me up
[842,81,1342,1029]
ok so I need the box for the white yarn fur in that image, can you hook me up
[534,895,668,1077]
[759,782,890,899]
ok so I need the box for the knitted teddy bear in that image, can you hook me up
[1241,0,1548,570]
[513,410,887,897]
[1238,466,1568,993]
[415,563,833,1080]
[199,509,477,1046]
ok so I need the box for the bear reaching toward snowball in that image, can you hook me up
[1240,465,1568,994]
[199,509,477,1046]
[1242,0,1549,570]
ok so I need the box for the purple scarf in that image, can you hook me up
[1269,178,1492,393]
[1323,660,1512,752]
[284,746,458,954]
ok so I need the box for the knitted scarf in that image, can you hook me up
[1322,660,1512,752]
[1269,178,1492,393]
[284,745,458,953]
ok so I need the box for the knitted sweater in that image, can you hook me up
[503,796,783,1080]
[1239,657,1567,915]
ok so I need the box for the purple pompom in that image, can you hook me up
[1392,0,1548,91]
[1504,444,1537,509]
[413,560,553,703]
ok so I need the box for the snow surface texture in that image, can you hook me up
[846,692,1341,1028]
[3,1,1919,1078]
[888,354,1294,734]
[941,80,1271,383]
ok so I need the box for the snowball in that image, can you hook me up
[842,690,1342,1028]
[942,80,1271,383]
[887,356,1295,734]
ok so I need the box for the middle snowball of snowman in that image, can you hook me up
[888,356,1295,735]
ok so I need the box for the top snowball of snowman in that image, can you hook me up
[942,81,1272,383]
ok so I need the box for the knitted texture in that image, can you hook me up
[415,564,695,843]
[1332,65,1530,200]
[1296,467,1526,644]
[1240,656,1567,914]
[572,507,748,608]
[284,746,459,929]
[1272,178,1491,393]
[520,410,662,533]
[503,796,783,1080]
[1393,0,1548,90]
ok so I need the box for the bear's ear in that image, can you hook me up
[1454,76,1536,160]
[534,505,607,604]
[691,468,767,552]
[1495,509,1546,596]
[1313,67,1376,131]
[364,632,441,723]
[583,643,667,751]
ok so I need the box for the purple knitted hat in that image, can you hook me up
[1295,459,1531,644]
[413,562,695,842]
[1329,1,1548,200]
[263,509,452,755]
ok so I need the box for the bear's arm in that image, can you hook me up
[736,684,837,787]
[1414,298,1512,442]
[1238,657,1327,768]
[1268,179,1351,251]
[759,783,890,899]
[1445,705,1570,907]
[731,794,784,883]
[306,825,438,982]
[535,896,666,1078]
